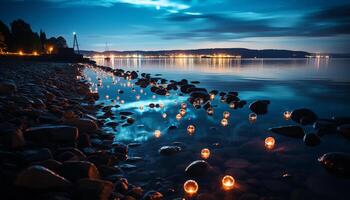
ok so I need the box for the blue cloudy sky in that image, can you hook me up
[1,0,349,53]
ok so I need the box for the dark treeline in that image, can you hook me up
[0,19,67,54]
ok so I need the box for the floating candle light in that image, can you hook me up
[154,130,161,138]
[223,111,230,119]
[140,89,144,93]
[159,103,164,108]
[136,95,140,100]
[221,118,228,127]
[179,108,186,116]
[283,111,291,120]
[139,105,144,110]
[187,125,195,135]
[162,113,167,119]
[152,95,156,99]
[176,113,182,120]
[181,103,187,109]
[201,148,210,159]
[265,136,275,149]
[183,180,198,196]
[120,100,125,104]
[105,95,109,99]
[165,91,170,96]
[207,108,214,115]
[116,96,120,100]
[222,175,235,191]
[249,113,257,122]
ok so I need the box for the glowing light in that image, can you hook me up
[152,95,156,99]
[139,105,144,110]
[265,137,275,149]
[249,113,257,122]
[222,175,235,191]
[283,111,291,120]
[162,113,167,119]
[201,148,210,159]
[210,93,215,100]
[136,95,140,100]
[159,103,164,108]
[176,113,182,120]
[73,32,76,35]
[229,102,235,109]
[32,51,38,56]
[105,95,109,99]
[49,46,53,54]
[181,103,187,109]
[154,130,161,138]
[207,108,214,115]
[223,111,230,119]
[179,108,186,116]
[120,100,125,104]
[19,51,23,55]
[187,125,195,135]
[221,118,228,127]
[183,180,198,196]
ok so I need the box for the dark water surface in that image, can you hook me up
[85,58,350,199]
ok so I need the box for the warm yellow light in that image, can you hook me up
[223,111,230,119]
[206,108,214,115]
[187,125,195,135]
[249,113,257,122]
[33,51,38,56]
[179,108,186,116]
[221,118,228,127]
[283,111,291,120]
[183,180,198,196]
[222,175,235,191]
[201,148,210,159]
[210,93,215,100]
[265,137,275,149]
[49,46,53,54]
[154,130,161,138]
[19,51,23,55]
[176,113,182,120]
[229,102,235,109]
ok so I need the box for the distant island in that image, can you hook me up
[81,48,349,59]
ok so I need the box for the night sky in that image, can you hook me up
[1,0,349,53]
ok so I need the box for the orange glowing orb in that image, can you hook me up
[265,136,275,149]
[223,111,230,119]
[183,180,198,196]
[206,108,214,115]
[249,113,257,121]
[176,113,182,120]
[154,130,161,138]
[201,148,210,159]
[179,108,186,116]
[221,118,228,127]
[187,125,196,135]
[283,111,291,120]
[222,175,235,190]
[210,93,215,100]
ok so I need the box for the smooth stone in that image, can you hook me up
[120,111,134,116]
[76,178,114,200]
[303,133,321,146]
[185,160,210,177]
[15,165,71,189]
[313,119,337,135]
[249,100,270,115]
[36,159,62,172]
[64,118,98,133]
[291,108,318,125]
[24,125,78,145]
[338,124,350,139]
[269,125,305,138]
[318,152,350,178]
[142,191,163,200]
[158,146,182,156]
[59,161,100,182]
[0,122,25,148]
[180,84,195,93]
[115,178,128,193]
[20,148,53,163]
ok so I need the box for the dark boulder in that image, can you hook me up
[291,108,318,125]
[303,133,321,146]
[318,152,350,178]
[59,161,100,182]
[185,160,211,177]
[158,146,182,156]
[338,124,350,140]
[76,178,114,200]
[269,125,305,138]
[142,191,163,200]
[249,100,270,115]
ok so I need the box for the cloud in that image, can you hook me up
[159,4,350,41]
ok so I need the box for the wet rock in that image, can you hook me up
[313,119,337,135]
[303,133,321,146]
[180,84,195,93]
[186,87,207,94]
[115,178,128,193]
[269,125,305,138]
[291,108,318,125]
[197,193,216,200]
[0,80,17,95]
[142,191,163,200]
[24,125,78,146]
[318,152,350,178]
[158,146,182,156]
[120,111,134,116]
[338,124,350,140]
[64,118,98,133]
[59,161,100,182]
[76,178,114,200]
[36,159,62,172]
[126,118,135,125]
[168,125,177,130]
[210,90,218,95]
[226,94,240,104]
[0,122,25,148]
[185,160,210,177]
[15,165,71,189]
[20,148,53,163]
[249,100,270,115]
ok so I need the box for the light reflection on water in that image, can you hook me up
[86,58,350,142]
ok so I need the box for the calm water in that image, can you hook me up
[85,58,350,199]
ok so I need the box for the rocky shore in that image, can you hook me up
[0,61,155,200]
